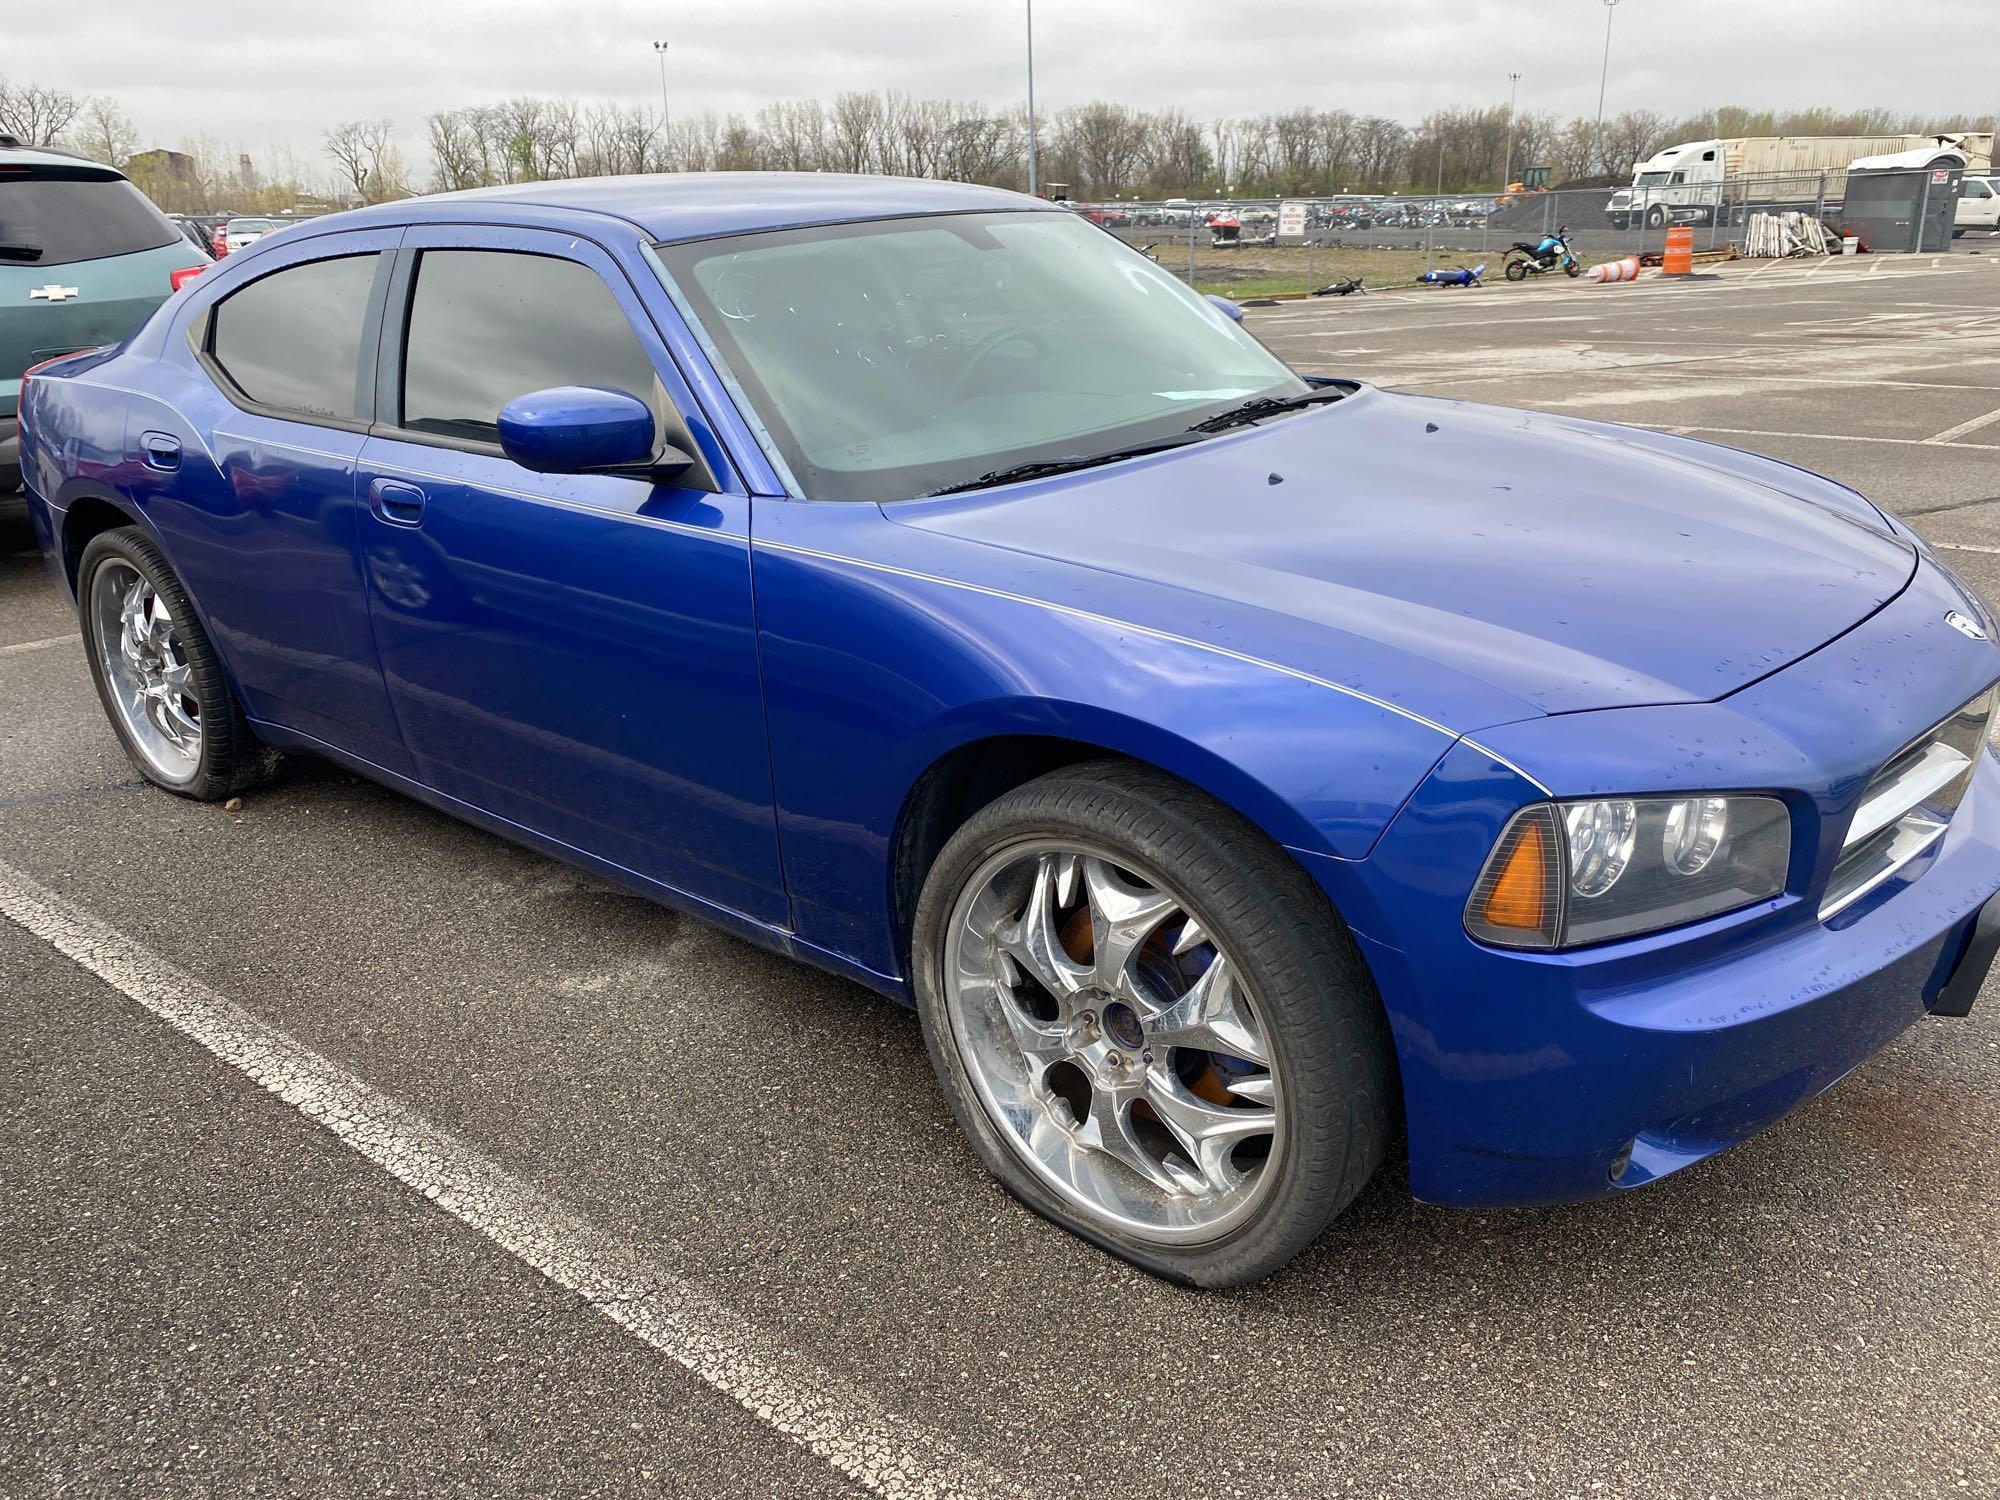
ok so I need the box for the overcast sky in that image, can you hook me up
[7,0,1992,169]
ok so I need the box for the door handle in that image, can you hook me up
[368,477,427,527]
[140,431,181,471]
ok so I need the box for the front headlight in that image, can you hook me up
[1465,795,1791,950]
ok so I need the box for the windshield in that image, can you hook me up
[0,166,181,267]
[230,219,277,234]
[654,210,1305,501]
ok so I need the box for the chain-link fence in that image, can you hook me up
[1087,167,1963,296]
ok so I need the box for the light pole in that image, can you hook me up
[1590,0,1621,175]
[652,40,670,140]
[1025,1,1039,196]
[1502,71,1522,190]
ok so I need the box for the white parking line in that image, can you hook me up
[0,859,1026,1500]
[1640,424,2000,452]
[0,634,74,658]
[1924,405,2000,445]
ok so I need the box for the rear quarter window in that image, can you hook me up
[0,165,181,268]
[206,253,380,422]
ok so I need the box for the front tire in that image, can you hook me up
[77,526,278,800]
[911,762,1394,1286]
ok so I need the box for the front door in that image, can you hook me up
[354,227,785,924]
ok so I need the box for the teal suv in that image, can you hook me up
[2,136,206,491]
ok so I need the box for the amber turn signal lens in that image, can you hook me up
[1464,804,1563,949]
[1484,822,1550,931]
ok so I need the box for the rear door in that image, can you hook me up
[353,225,786,923]
[130,228,411,772]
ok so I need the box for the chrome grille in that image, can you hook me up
[1821,687,1996,919]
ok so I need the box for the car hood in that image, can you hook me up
[888,387,1916,719]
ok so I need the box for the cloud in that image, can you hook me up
[7,0,1987,169]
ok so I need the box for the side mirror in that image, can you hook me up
[1205,294,1245,324]
[497,385,689,478]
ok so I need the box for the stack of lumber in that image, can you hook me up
[1743,211,1837,258]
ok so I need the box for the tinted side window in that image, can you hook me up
[0,167,182,267]
[208,253,378,421]
[400,250,657,442]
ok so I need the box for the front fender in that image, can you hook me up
[751,500,1458,976]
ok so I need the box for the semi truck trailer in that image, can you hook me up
[1605,133,1996,228]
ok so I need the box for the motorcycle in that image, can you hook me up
[1504,226,1582,281]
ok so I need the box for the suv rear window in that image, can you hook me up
[0,165,181,268]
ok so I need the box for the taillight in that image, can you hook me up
[170,265,205,292]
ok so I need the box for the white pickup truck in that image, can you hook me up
[1957,177,2000,236]
[1606,133,1996,229]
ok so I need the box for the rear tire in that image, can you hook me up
[1504,258,1529,282]
[910,761,1395,1287]
[77,526,279,801]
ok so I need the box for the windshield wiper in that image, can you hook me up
[0,244,45,262]
[923,431,1210,497]
[1186,382,1355,435]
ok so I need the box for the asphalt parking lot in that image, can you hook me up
[4,254,1998,1499]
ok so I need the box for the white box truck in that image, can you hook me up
[1605,133,1996,228]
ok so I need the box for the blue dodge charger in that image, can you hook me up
[17,174,2000,1285]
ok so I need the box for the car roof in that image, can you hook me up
[0,141,115,173]
[332,171,1043,244]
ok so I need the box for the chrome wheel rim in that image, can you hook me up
[944,840,1284,1245]
[92,561,202,784]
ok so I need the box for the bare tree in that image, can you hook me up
[828,92,883,174]
[0,77,83,145]
[1059,103,1151,197]
[426,108,488,190]
[324,118,404,204]
[1355,117,1410,189]
[757,99,826,171]
[1144,109,1210,194]
[70,96,140,168]
[38,78,1991,210]
[940,105,1022,188]
[1597,109,1668,177]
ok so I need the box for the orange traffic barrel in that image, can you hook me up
[1662,226,1695,276]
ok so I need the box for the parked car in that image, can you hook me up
[17,175,2000,1285]
[1,135,207,493]
[164,214,217,258]
[216,216,280,256]
[1955,176,2000,235]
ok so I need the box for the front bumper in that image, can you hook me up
[1318,556,2000,1208]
